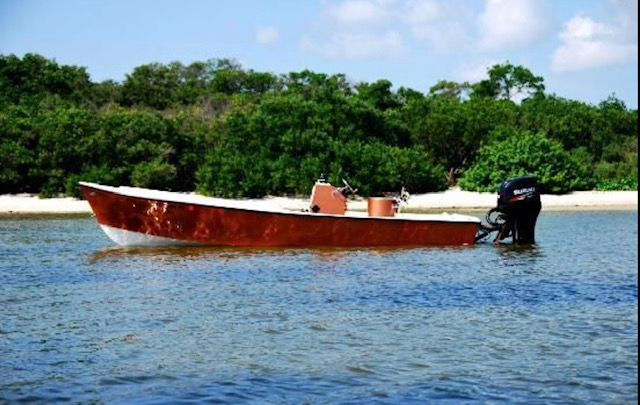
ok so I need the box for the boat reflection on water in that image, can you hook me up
[496,243,543,257]
[88,244,476,265]
[89,245,316,264]
[493,243,544,274]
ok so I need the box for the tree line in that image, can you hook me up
[0,53,637,198]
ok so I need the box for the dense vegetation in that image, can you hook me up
[0,53,637,198]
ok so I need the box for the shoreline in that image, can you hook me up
[0,188,636,215]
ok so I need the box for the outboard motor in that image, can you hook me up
[478,176,542,244]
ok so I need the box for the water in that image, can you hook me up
[0,211,637,404]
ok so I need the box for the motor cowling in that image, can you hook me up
[481,176,542,244]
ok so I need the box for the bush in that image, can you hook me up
[130,160,178,190]
[196,151,272,198]
[64,165,124,199]
[196,93,448,198]
[35,108,97,196]
[459,131,594,194]
[329,141,447,196]
[595,178,638,191]
[196,141,447,198]
[594,159,638,182]
[0,140,34,194]
[1,54,638,198]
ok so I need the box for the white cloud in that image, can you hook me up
[560,15,614,43]
[478,0,550,51]
[300,30,407,59]
[303,0,551,59]
[326,0,394,26]
[256,27,279,46]
[301,0,406,59]
[552,13,638,72]
[611,0,638,41]
[304,0,474,59]
[403,0,472,51]
[404,0,439,32]
[455,59,500,82]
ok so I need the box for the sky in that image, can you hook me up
[0,0,638,107]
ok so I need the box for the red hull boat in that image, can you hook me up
[80,182,481,247]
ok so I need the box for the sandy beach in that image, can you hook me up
[0,188,636,214]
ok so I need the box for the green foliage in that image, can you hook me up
[131,160,178,190]
[196,140,446,198]
[119,58,279,109]
[63,165,120,198]
[35,108,98,196]
[459,132,595,194]
[356,80,401,110]
[595,178,638,191]
[0,53,637,199]
[0,140,33,194]
[472,62,545,100]
[121,62,185,109]
[0,53,91,108]
[0,105,38,193]
[429,80,471,100]
[195,92,447,197]
[520,95,598,151]
[591,130,638,190]
[405,96,519,183]
[329,142,447,196]
[593,156,638,182]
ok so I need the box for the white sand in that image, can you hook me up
[0,188,636,214]
[398,188,639,212]
[0,194,93,214]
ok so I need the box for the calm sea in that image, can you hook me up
[0,211,637,404]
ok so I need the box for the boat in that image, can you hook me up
[79,178,482,247]
[80,175,542,248]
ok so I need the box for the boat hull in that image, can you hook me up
[81,185,480,247]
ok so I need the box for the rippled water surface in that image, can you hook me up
[0,211,637,404]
